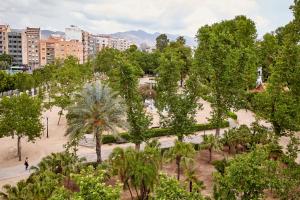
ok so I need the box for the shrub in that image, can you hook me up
[102,121,230,144]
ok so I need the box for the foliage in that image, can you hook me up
[101,121,230,144]
[151,174,205,200]
[213,148,278,200]
[165,140,196,180]
[156,45,200,141]
[71,166,121,200]
[109,143,161,200]
[0,170,62,200]
[0,53,13,69]
[66,81,127,163]
[194,15,258,136]
[0,93,43,161]
[201,134,222,162]
[155,34,169,52]
[109,58,151,150]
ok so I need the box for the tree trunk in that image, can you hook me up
[135,143,141,151]
[176,155,181,180]
[95,127,102,163]
[57,110,63,125]
[17,136,22,161]
[180,73,183,87]
[189,181,193,192]
[209,148,212,163]
[126,181,134,200]
[215,128,220,137]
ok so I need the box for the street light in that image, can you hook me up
[46,117,49,138]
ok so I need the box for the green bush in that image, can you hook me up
[102,135,117,144]
[102,121,230,144]
[227,111,238,120]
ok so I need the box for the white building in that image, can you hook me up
[65,25,82,41]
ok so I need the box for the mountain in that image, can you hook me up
[41,30,65,39]
[40,29,197,47]
[110,30,197,47]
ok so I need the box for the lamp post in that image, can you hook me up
[46,117,49,138]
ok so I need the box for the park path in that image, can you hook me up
[0,128,226,185]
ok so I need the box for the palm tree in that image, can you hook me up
[165,140,196,180]
[201,135,222,163]
[66,81,127,163]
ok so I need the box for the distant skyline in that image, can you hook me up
[0,0,294,38]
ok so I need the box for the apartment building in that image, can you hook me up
[93,34,134,51]
[65,25,82,41]
[40,36,83,65]
[25,27,41,69]
[82,31,97,62]
[0,25,11,54]
[40,38,55,66]
[7,30,27,66]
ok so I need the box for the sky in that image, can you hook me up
[0,0,294,38]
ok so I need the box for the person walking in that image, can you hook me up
[24,157,29,170]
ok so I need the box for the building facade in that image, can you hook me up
[82,31,97,62]
[25,27,41,69]
[40,36,83,65]
[7,31,25,66]
[0,25,11,54]
[65,25,82,41]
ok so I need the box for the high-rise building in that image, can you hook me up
[0,25,11,54]
[40,38,55,66]
[82,31,97,62]
[65,25,82,41]
[8,30,25,65]
[40,36,83,65]
[25,27,41,69]
[93,35,134,52]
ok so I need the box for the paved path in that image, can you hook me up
[0,129,225,183]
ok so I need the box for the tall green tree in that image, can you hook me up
[0,94,43,161]
[194,16,258,136]
[253,1,300,135]
[113,60,150,150]
[66,81,127,163]
[156,46,199,141]
[155,34,169,52]
[50,57,83,125]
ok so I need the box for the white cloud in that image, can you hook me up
[0,0,293,37]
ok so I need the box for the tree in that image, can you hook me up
[165,140,196,180]
[50,57,83,125]
[194,16,258,136]
[13,72,35,92]
[213,148,278,200]
[0,53,13,69]
[66,81,127,163]
[112,60,150,150]
[71,166,121,200]
[169,38,192,87]
[151,174,205,200]
[156,46,200,141]
[0,94,43,161]
[257,33,279,81]
[182,157,203,193]
[109,144,161,200]
[94,48,122,74]
[155,34,169,52]
[201,134,222,162]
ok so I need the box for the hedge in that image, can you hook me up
[102,121,229,144]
